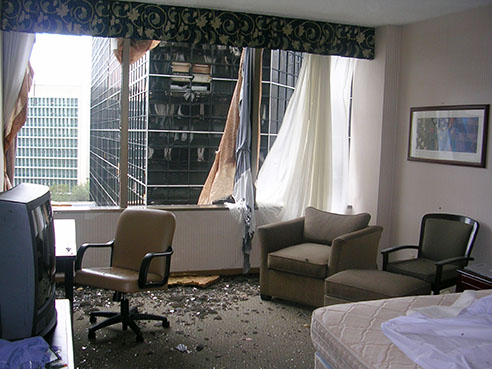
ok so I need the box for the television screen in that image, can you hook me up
[0,183,57,340]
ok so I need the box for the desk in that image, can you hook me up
[456,263,492,292]
[49,299,75,369]
[54,219,77,306]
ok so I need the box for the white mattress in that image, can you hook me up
[311,290,492,369]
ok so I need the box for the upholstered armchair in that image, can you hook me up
[258,207,383,307]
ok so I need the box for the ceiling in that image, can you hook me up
[135,0,492,27]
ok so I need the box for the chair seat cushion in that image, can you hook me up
[75,267,165,293]
[385,258,459,283]
[324,269,431,302]
[268,243,331,279]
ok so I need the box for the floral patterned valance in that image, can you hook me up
[0,0,375,59]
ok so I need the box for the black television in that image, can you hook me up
[0,183,57,340]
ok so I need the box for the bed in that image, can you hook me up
[310,289,492,369]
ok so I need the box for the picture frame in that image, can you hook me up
[408,105,489,167]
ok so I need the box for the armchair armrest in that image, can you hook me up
[381,245,420,255]
[434,256,474,292]
[328,225,383,276]
[74,240,114,271]
[381,245,419,270]
[138,247,174,289]
[257,217,305,255]
[435,256,474,267]
[258,217,304,294]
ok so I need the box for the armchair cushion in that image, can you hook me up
[385,258,459,283]
[268,243,331,279]
[303,207,371,245]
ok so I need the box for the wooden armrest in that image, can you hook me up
[74,240,114,271]
[138,247,174,289]
[435,256,474,266]
[381,245,419,255]
[381,245,419,270]
[434,256,474,293]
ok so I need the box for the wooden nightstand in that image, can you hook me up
[456,263,492,292]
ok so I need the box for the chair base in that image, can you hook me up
[88,293,169,342]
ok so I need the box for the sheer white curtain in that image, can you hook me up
[256,54,355,224]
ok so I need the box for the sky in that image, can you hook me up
[29,33,92,86]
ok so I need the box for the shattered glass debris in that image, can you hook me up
[62,274,314,368]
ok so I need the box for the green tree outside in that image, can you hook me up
[50,182,90,202]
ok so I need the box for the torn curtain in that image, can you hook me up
[226,48,257,273]
[2,32,35,190]
[197,52,244,205]
[198,48,260,273]
[113,39,160,65]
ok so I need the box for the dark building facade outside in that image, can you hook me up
[90,39,301,206]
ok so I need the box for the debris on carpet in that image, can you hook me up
[168,275,220,288]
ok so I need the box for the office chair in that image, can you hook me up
[75,208,176,342]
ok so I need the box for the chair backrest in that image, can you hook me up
[112,208,176,277]
[303,206,371,245]
[419,213,479,262]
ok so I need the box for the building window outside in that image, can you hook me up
[15,96,79,193]
[260,50,302,167]
[89,37,122,207]
[16,34,301,207]
[90,40,302,206]
[14,34,91,203]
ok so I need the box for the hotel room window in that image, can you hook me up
[15,34,301,207]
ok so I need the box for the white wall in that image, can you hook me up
[350,26,401,251]
[351,7,492,265]
[390,6,492,262]
[54,207,261,273]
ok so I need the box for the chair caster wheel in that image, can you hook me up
[162,319,170,328]
[88,330,96,340]
[90,315,97,324]
[136,335,144,343]
[260,294,272,301]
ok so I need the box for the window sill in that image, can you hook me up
[52,203,229,214]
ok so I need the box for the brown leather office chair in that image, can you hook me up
[74,208,175,342]
[381,213,479,295]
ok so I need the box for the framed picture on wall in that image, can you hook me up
[408,105,489,167]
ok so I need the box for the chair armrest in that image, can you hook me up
[381,245,419,255]
[74,240,114,271]
[381,245,419,270]
[138,247,174,289]
[257,217,305,255]
[328,226,383,276]
[435,256,474,266]
[434,256,474,292]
